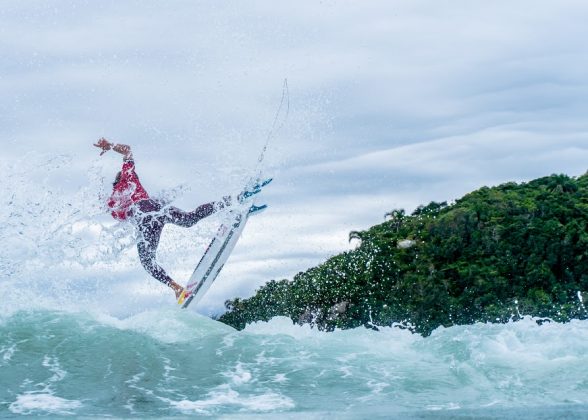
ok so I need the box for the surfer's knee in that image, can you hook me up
[167,206,199,228]
[192,203,215,222]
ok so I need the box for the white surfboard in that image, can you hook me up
[180,204,266,309]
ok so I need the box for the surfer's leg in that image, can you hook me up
[134,216,180,296]
[164,203,217,228]
[137,241,175,286]
[136,216,172,284]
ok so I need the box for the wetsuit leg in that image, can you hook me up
[134,199,224,286]
[136,214,174,286]
[164,203,217,228]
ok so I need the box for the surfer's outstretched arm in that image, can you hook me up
[94,138,133,160]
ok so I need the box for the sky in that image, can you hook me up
[1,0,588,315]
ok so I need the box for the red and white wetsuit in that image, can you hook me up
[107,159,150,220]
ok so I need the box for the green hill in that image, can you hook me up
[219,172,588,335]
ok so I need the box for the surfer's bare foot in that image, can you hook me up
[169,281,184,299]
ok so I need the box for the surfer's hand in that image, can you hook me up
[94,138,112,156]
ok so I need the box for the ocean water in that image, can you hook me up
[1,310,588,418]
[1,156,588,418]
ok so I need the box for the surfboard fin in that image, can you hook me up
[249,204,268,215]
[238,178,273,202]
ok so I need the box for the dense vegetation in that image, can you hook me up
[219,173,588,335]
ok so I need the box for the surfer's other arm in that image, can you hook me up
[94,138,133,160]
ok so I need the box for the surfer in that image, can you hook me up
[94,137,231,301]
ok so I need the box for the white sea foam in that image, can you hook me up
[9,393,82,415]
[224,362,253,386]
[244,316,336,341]
[426,402,461,411]
[91,309,234,343]
[42,356,67,384]
[169,386,295,414]
[0,344,16,364]
[273,373,288,383]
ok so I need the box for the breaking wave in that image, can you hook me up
[1,154,588,418]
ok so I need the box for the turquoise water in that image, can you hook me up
[1,309,588,418]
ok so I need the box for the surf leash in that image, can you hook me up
[250,78,290,185]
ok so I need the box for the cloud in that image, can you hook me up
[2,0,588,315]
